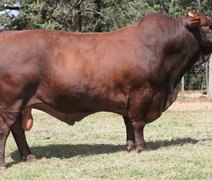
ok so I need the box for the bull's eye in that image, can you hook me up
[206,25,212,30]
[207,25,212,30]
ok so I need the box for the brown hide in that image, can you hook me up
[0,11,212,168]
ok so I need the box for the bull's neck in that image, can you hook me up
[163,18,200,85]
[138,16,200,85]
[156,17,200,109]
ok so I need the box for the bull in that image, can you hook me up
[0,10,212,168]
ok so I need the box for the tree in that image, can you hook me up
[93,0,102,32]
[72,0,82,32]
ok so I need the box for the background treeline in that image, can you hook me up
[0,0,212,90]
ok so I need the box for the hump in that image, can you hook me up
[136,12,182,37]
[138,13,173,25]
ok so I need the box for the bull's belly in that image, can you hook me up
[54,94,127,114]
[30,88,128,116]
[22,92,128,130]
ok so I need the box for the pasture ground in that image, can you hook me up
[1,92,212,179]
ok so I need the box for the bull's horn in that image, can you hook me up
[188,11,194,18]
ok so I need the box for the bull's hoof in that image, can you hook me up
[136,147,149,153]
[22,154,36,162]
[126,140,135,151]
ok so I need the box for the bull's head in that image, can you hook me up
[185,10,212,67]
[188,11,212,53]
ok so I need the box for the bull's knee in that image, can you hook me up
[0,121,10,139]
[132,120,145,131]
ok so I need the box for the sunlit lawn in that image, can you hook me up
[1,100,212,179]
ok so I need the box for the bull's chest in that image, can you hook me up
[128,85,178,124]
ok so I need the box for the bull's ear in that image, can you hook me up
[186,10,201,28]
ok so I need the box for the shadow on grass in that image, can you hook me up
[8,137,199,168]
[8,144,125,168]
[146,137,199,150]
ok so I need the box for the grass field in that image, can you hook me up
[1,94,212,179]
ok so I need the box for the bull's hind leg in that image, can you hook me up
[123,116,135,151]
[0,117,10,169]
[10,114,35,161]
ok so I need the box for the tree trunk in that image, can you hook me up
[72,0,82,32]
[94,0,102,32]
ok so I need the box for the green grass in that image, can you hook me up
[1,102,212,179]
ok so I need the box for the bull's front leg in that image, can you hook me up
[10,114,35,162]
[0,117,10,169]
[123,116,135,151]
[131,120,147,152]
[126,87,153,152]
[123,116,147,152]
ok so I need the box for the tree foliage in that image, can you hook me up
[0,0,212,90]
[1,0,211,32]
